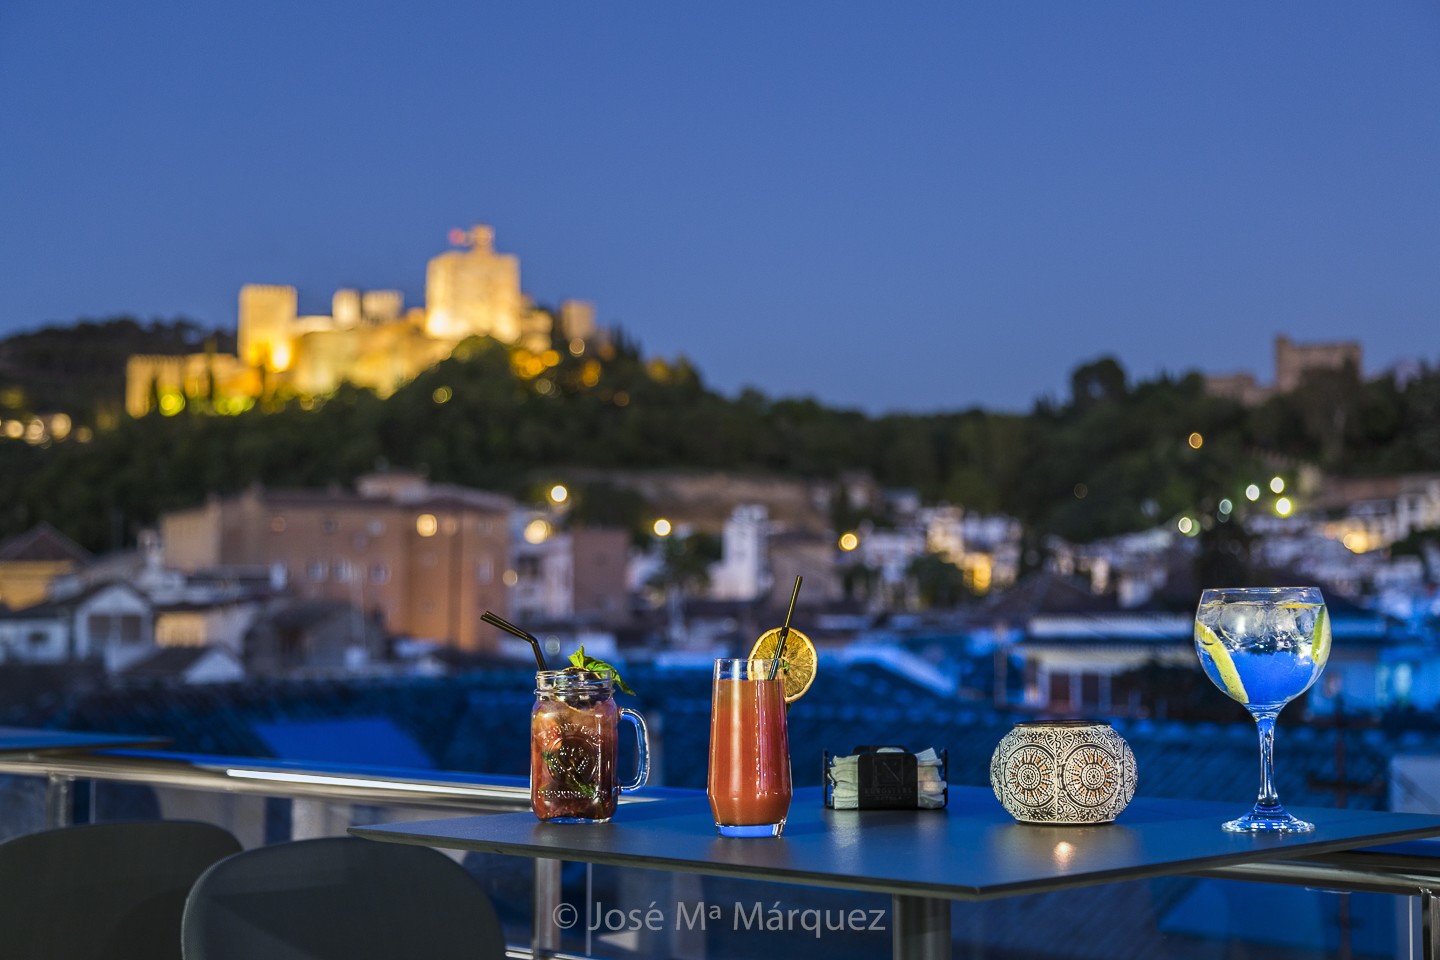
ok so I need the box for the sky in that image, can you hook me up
[1,1,1437,413]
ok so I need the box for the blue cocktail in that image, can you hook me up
[1194,586,1330,833]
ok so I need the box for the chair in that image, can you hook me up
[181,836,506,960]
[0,819,242,960]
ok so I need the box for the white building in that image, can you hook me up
[858,528,928,588]
[0,581,156,672]
[709,505,771,602]
[511,512,575,621]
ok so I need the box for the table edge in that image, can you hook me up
[349,817,1440,903]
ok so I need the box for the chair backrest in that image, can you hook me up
[0,819,242,960]
[181,836,506,960]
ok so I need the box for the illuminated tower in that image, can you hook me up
[238,284,299,371]
[424,225,524,343]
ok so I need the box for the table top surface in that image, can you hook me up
[352,786,1440,901]
[0,726,167,756]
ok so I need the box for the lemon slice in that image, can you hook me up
[1311,606,1331,666]
[1194,621,1248,703]
[749,627,817,703]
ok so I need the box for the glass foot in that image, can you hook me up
[716,820,785,838]
[1222,808,1314,833]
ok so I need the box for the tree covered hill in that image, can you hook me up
[0,321,1436,554]
[0,317,234,426]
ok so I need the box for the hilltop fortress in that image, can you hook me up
[126,226,597,416]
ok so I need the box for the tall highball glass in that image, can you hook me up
[707,658,791,838]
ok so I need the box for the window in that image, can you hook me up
[334,561,354,583]
[27,630,47,647]
[88,614,114,643]
[369,563,390,584]
[477,558,493,583]
[307,561,328,582]
[1049,673,1071,708]
[368,519,385,536]
[119,615,143,645]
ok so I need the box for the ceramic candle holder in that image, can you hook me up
[989,720,1137,824]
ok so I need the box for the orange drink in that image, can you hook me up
[708,658,791,837]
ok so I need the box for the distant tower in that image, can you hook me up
[709,505,771,601]
[559,300,597,342]
[1274,334,1362,394]
[425,225,525,343]
[238,284,298,371]
[332,289,362,328]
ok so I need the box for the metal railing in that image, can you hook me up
[0,748,540,823]
[0,748,668,960]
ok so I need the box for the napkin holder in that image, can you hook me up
[824,746,948,810]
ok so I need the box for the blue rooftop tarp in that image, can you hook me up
[252,717,434,769]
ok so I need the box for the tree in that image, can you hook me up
[906,552,969,609]
[1069,356,1128,410]
[1291,360,1362,469]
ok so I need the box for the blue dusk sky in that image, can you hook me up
[1,1,1437,413]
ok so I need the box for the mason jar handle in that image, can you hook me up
[619,707,650,792]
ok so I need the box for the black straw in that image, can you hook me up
[768,575,803,681]
[482,610,548,671]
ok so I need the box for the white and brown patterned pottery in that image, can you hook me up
[989,720,1137,824]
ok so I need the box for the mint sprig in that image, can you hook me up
[567,645,636,696]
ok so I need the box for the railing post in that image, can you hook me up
[892,893,950,960]
[533,858,562,957]
[1422,888,1438,960]
[291,798,349,840]
[45,773,73,828]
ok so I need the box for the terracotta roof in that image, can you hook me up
[121,646,218,678]
[0,580,148,620]
[0,523,92,564]
[983,570,1117,618]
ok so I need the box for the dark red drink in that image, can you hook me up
[531,670,649,822]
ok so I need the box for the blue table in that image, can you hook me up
[354,786,1440,959]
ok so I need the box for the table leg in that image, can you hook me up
[892,894,950,960]
[533,858,563,957]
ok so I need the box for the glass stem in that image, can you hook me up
[1252,711,1281,811]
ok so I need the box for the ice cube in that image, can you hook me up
[1270,605,1301,645]
[1217,604,1255,646]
